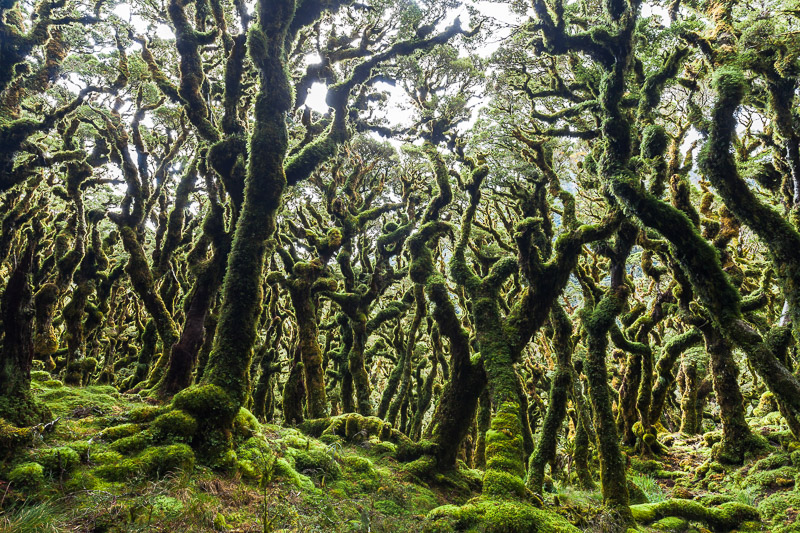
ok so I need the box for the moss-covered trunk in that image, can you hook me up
[288,283,328,419]
[650,328,702,425]
[0,231,50,425]
[526,304,573,494]
[200,0,295,411]
[702,325,764,462]
[159,262,223,396]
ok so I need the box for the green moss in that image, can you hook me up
[483,402,526,499]
[30,370,52,382]
[374,499,404,516]
[483,469,527,499]
[0,418,34,453]
[66,441,91,462]
[92,451,123,465]
[64,470,100,491]
[237,459,260,479]
[109,433,149,455]
[173,384,239,422]
[128,405,164,423]
[754,392,777,416]
[274,457,314,490]
[426,499,579,533]
[151,410,197,441]
[631,499,760,530]
[94,444,194,481]
[758,490,800,532]
[8,462,45,491]
[36,446,80,474]
[232,407,258,440]
[744,465,797,489]
[213,511,228,531]
[286,447,341,480]
[36,385,120,417]
[93,459,140,481]
[100,423,141,442]
[651,516,688,532]
[137,444,195,477]
[370,440,397,455]
[342,455,376,475]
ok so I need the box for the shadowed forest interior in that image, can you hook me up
[2,0,800,531]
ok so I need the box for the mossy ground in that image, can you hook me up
[1,375,455,532]
[3,374,800,531]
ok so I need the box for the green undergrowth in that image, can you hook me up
[0,374,460,532]
[4,375,800,531]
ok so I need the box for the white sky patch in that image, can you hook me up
[641,3,670,24]
[155,24,175,40]
[305,53,323,65]
[304,82,330,113]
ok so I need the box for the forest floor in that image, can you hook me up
[1,372,799,532]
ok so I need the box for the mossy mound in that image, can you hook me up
[0,392,52,427]
[426,499,579,533]
[0,418,34,457]
[94,444,194,481]
[35,446,81,475]
[100,423,141,442]
[151,410,197,441]
[8,462,45,491]
[630,499,760,531]
[757,490,800,533]
[33,382,122,417]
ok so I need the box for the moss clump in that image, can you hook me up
[36,384,119,417]
[274,457,315,490]
[92,451,123,465]
[0,392,52,427]
[36,446,80,474]
[483,402,526,499]
[370,439,397,455]
[172,384,239,463]
[128,405,164,423]
[137,444,195,477]
[109,433,150,455]
[173,384,238,422]
[93,459,140,481]
[64,470,100,491]
[341,455,375,475]
[426,500,579,533]
[8,462,45,491]
[758,491,800,533]
[631,499,760,531]
[100,423,141,442]
[651,516,688,532]
[30,370,52,382]
[151,410,197,441]
[233,407,258,440]
[286,447,341,480]
[94,444,194,481]
[0,418,33,456]
[754,392,777,416]
[66,441,91,462]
